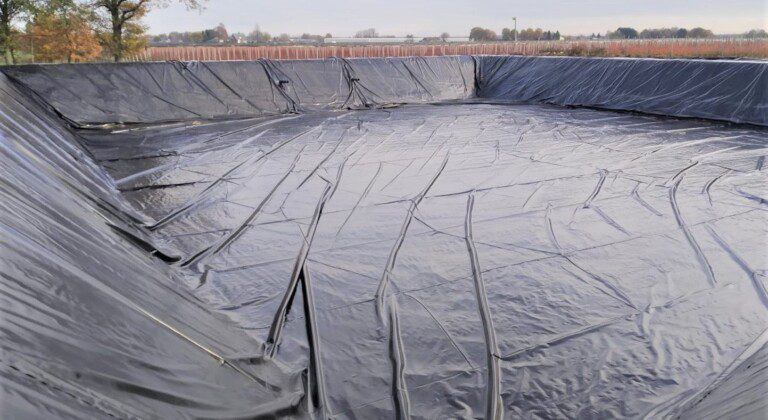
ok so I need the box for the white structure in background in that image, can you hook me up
[325,37,418,44]
[324,37,471,44]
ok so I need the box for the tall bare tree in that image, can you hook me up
[354,27,377,38]
[92,0,203,62]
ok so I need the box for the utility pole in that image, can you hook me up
[512,17,517,41]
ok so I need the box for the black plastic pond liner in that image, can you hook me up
[7,56,765,127]
[474,56,768,126]
[1,56,476,126]
[1,56,767,419]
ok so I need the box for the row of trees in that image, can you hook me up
[471,27,561,42]
[351,28,419,40]
[469,26,766,42]
[607,26,714,39]
[1,0,201,64]
[152,25,334,45]
[152,23,227,44]
[605,27,728,39]
[744,29,768,38]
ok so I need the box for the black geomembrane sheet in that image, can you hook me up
[1,56,766,419]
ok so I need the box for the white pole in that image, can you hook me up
[513,17,517,42]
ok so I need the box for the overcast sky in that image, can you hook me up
[144,0,767,37]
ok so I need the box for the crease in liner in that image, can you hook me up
[266,157,346,357]
[583,169,608,208]
[114,115,299,187]
[669,177,717,287]
[335,162,383,238]
[704,225,768,309]
[499,313,638,361]
[199,61,273,112]
[375,152,450,317]
[464,191,503,420]
[591,205,631,236]
[295,127,349,191]
[665,160,699,187]
[387,294,411,420]
[180,151,301,268]
[403,293,475,369]
[373,153,450,420]
[150,124,318,231]
[562,256,638,310]
[631,182,663,216]
[300,265,330,418]
[119,180,204,193]
[545,204,564,253]
[701,170,730,206]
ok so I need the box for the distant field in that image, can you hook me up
[133,39,768,61]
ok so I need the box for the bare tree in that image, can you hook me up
[248,24,271,44]
[354,27,377,38]
[92,0,203,62]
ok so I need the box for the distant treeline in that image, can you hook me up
[607,27,711,39]
[470,27,561,41]
[600,27,767,40]
[151,25,333,45]
[152,23,230,44]
[468,26,767,42]
[149,24,768,48]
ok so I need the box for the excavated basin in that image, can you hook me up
[1,56,766,419]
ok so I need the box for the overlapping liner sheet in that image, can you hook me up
[1,56,767,418]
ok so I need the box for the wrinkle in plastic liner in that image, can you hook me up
[1,56,767,419]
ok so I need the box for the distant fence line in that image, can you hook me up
[128,39,768,61]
